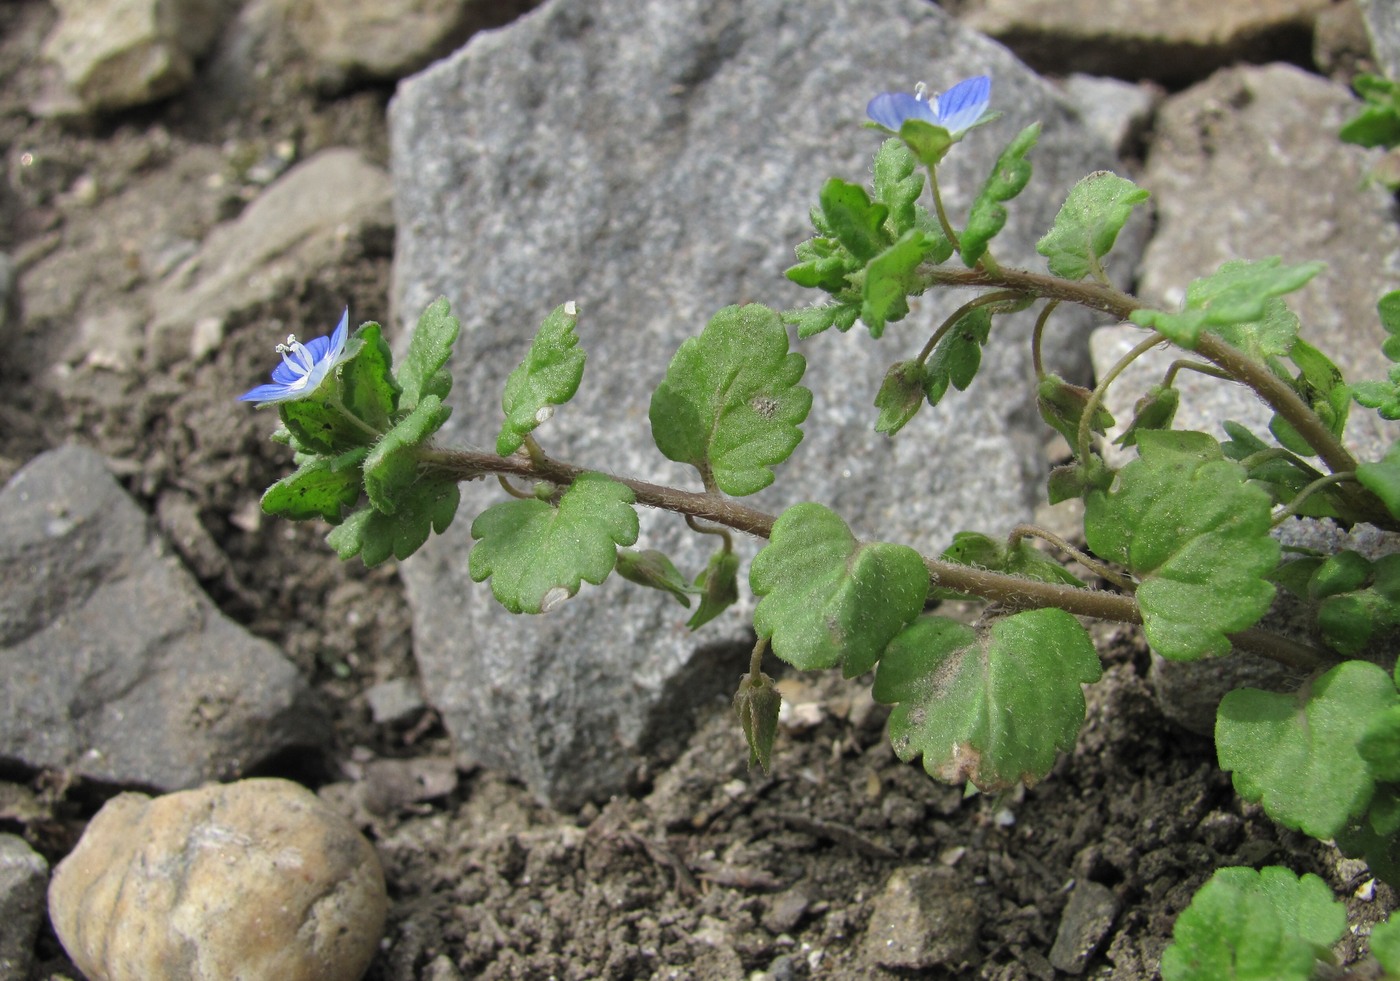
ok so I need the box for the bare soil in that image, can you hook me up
[1,3,1394,979]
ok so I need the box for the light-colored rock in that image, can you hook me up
[41,0,236,113]
[150,147,393,365]
[365,676,426,725]
[958,0,1330,83]
[1360,0,1400,78]
[1097,64,1400,464]
[390,0,1142,807]
[1059,74,1161,158]
[0,446,328,789]
[860,865,980,970]
[0,834,48,981]
[49,778,386,981]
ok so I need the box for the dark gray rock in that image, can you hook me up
[1049,879,1120,974]
[0,833,47,981]
[389,0,1140,806]
[0,446,328,790]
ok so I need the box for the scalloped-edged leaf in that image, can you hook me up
[326,477,459,567]
[750,503,928,677]
[649,304,811,496]
[1372,917,1400,973]
[338,322,399,432]
[1358,440,1400,519]
[961,122,1040,267]
[1035,171,1149,281]
[923,306,992,405]
[1217,660,1399,839]
[782,302,861,339]
[1361,705,1400,782]
[819,178,890,263]
[498,302,586,455]
[862,229,939,337]
[468,472,639,614]
[1160,867,1346,981]
[875,359,928,436]
[363,394,451,515]
[398,297,459,414]
[873,609,1102,791]
[872,139,923,239]
[261,447,368,523]
[1128,258,1324,348]
[1084,430,1278,660]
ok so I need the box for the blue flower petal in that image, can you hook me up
[934,75,990,134]
[867,91,937,131]
[238,382,299,404]
[238,308,354,407]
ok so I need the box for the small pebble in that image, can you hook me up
[48,777,387,981]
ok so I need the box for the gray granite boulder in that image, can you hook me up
[0,446,328,790]
[390,0,1142,807]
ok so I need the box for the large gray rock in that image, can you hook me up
[0,446,327,790]
[1360,0,1400,78]
[390,0,1140,807]
[1095,64,1400,464]
[0,833,47,981]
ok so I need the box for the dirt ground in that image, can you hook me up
[2,2,1395,979]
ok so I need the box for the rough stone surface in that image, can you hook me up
[48,778,387,981]
[389,0,1140,808]
[860,865,981,970]
[41,0,234,113]
[956,0,1328,84]
[1360,0,1400,78]
[0,446,327,790]
[0,833,48,981]
[1096,64,1400,465]
[1059,74,1161,158]
[150,147,393,365]
[1049,879,1121,974]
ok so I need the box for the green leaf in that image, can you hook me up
[1035,171,1149,281]
[1160,866,1346,981]
[497,302,586,455]
[961,122,1040,267]
[1336,814,1400,887]
[363,394,452,515]
[279,398,373,456]
[1084,430,1278,659]
[938,531,1085,594]
[861,230,938,337]
[1380,289,1400,361]
[1211,295,1300,364]
[873,609,1102,790]
[782,302,861,339]
[1360,705,1400,782]
[1371,917,1400,973]
[923,306,993,404]
[1129,257,1324,348]
[1217,660,1400,839]
[733,671,782,772]
[1272,338,1348,452]
[818,178,890,263]
[874,359,929,436]
[615,548,693,608]
[897,119,954,169]
[327,477,459,566]
[397,297,460,414]
[1340,74,1400,148]
[688,548,740,630]
[872,139,924,239]
[261,447,367,522]
[1037,373,1114,447]
[750,503,928,677]
[1358,441,1400,519]
[649,304,811,496]
[468,472,639,614]
[338,322,399,432]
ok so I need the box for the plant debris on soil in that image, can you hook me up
[2,1,1395,978]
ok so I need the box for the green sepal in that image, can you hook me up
[750,502,928,677]
[781,302,861,339]
[1047,458,1112,505]
[1217,660,1400,839]
[896,119,954,169]
[1037,373,1113,447]
[933,531,1084,601]
[1035,171,1149,281]
[615,548,693,608]
[1128,257,1324,349]
[874,359,929,436]
[688,548,740,630]
[1358,441,1400,519]
[497,302,586,455]
[873,609,1102,791]
[363,394,451,515]
[872,139,924,239]
[468,472,639,614]
[397,297,459,414]
[960,122,1040,267]
[733,670,782,773]
[1267,338,1348,456]
[1116,384,1179,447]
[923,306,992,405]
[1084,430,1278,660]
[338,322,399,433]
[1159,867,1346,981]
[326,478,459,567]
[261,446,368,523]
[818,178,890,263]
[649,304,811,496]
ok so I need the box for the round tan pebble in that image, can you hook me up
[48,777,387,981]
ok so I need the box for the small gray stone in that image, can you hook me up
[1049,880,1120,974]
[48,778,386,981]
[0,446,328,790]
[1060,75,1160,157]
[0,833,48,981]
[1360,0,1400,78]
[365,677,426,726]
[860,866,981,970]
[0,252,15,342]
[150,148,392,365]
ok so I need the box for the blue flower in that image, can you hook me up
[867,75,991,135]
[239,309,350,406]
